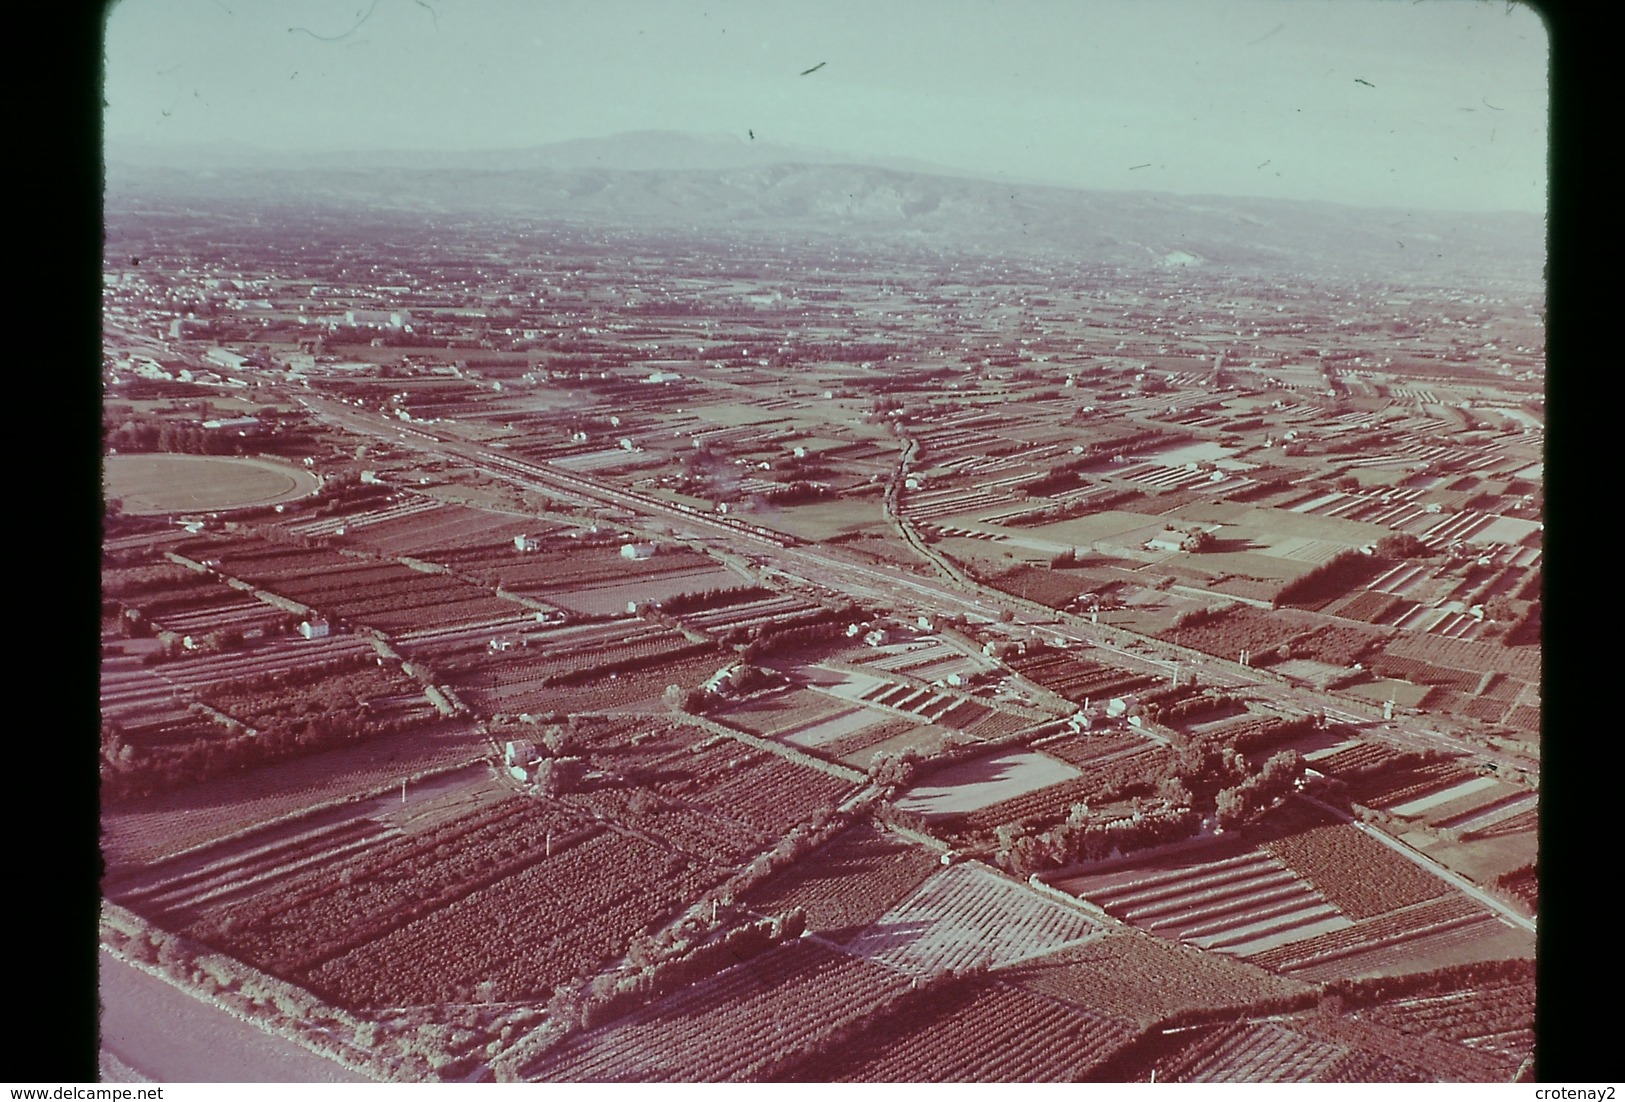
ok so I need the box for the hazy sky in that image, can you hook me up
[103,0,1548,212]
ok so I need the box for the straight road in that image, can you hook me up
[99,950,373,1082]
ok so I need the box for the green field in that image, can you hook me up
[105,454,320,515]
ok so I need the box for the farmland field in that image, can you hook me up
[128,790,731,1009]
[737,824,942,940]
[107,454,320,514]
[547,565,743,615]
[524,939,912,1081]
[896,750,1083,817]
[843,862,1104,975]
[709,687,848,739]
[782,978,1140,1082]
[101,159,1546,1083]
[1008,927,1313,1025]
[1262,808,1449,919]
[1049,840,1352,958]
[1146,1019,1348,1082]
[100,721,487,867]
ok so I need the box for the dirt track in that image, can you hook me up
[98,950,371,1082]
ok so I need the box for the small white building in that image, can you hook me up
[620,543,656,560]
[298,619,330,640]
[504,739,537,767]
[345,308,412,329]
[514,534,541,552]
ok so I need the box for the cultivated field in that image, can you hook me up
[897,750,1083,817]
[524,940,913,1081]
[783,978,1140,1082]
[844,862,1104,975]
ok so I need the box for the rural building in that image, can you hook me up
[620,543,657,560]
[205,348,251,372]
[345,308,413,329]
[201,417,260,432]
[298,618,330,639]
[514,534,541,552]
[701,664,741,695]
[504,740,537,767]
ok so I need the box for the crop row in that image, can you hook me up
[1009,929,1312,1027]
[1160,607,1299,660]
[1263,817,1447,920]
[1352,761,1475,810]
[190,540,357,579]
[567,786,762,865]
[529,939,912,1081]
[304,830,719,1009]
[466,653,725,714]
[451,634,703,691]
[948,747,1168,835]
[1310,741,1413,779]
[1287,624,1385,667]
[738,825,942,939]
[716,693,847,739]
[1383,632,1541,682]
[1300,1013,1519,1082]
[815,719,926,764]
[1247,895,1484,973]
[1361,979,1534,1050]
[690,757,856,838]
[1326,590,1404,625]
[845,862,1103,976]
[103,560,213,601]
[1004,652,1159,702]
[1188,712,1314,754]
[1040,733,1152,768]
[959,708,1041,741]
[1155,1020,1345,1083]
[789,979,1139,1082]
[185,799,597,973]
[349,507,527,557]
[1333,756,1456,800]
[1366,653,1481,693]
[198,662,425,733]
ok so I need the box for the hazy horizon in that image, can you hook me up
[104,0,1547,216]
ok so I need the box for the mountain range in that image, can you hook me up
[104,131,1544,286]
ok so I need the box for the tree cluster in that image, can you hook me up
[994,804,1203,878]
[1214,750,1304,830]
[1272,549,1371,609]
[738,611,859,661]
[655,585,771,616]
[1374,532,1431,559]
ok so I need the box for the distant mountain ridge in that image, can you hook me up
[104,131,1544,287]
